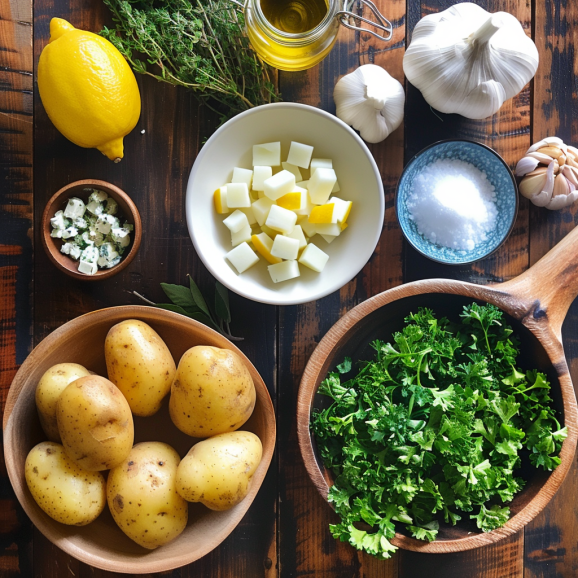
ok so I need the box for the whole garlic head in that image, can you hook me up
[403,3,539,119]
[516,137,578,210]
[333,64,404,144]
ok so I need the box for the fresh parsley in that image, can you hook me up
[311,304,566,559]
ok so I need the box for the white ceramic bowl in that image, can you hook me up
[186,103,384,305]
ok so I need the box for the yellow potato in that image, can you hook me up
[105,319,176,416]
[56,375,134,471]
[169,346,256,437]
[35,363,92,442]
[25,441,106,525]
[176,431,262,511]
[107,442,188,549]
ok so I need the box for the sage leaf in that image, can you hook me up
[188,275,211,318]
[161,283,196,310]
[215,281,231,323]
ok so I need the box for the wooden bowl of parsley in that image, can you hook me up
[297,227,578,557]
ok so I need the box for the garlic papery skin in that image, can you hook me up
[333,64,404,144]
[516,137,578,210]
[403,3,539,120]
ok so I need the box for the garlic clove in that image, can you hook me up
[566,146,578,158]
[519,172,547,199]
[537,145,563,159]
[545,174,571,210]
[527,151,556,165]
[527,137,565,154]
[525,166,548,177]
[562,165,578,186]
[514,156,539,177]
[531,161,556,206]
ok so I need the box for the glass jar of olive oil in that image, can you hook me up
[242,0,392,72]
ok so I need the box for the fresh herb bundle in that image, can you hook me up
[311,304,567,559]
[101,0,279,120]
[134,275,241,340]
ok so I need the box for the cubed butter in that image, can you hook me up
[268,260,300,283]
[271,235,299,260]
[253,142,281,167]
[308,168,337,204]
[232,167,253,188]
[266,205,297,235]
[251,233,282,264]
[264,170,296,201]
[252,197,274,226]
[227,183,251,208]
[281,162,303,182]
[313,222,341,236]
[299,243,329,273]
[300,218,317,238]
[223,210,250,233]
[214,186,229,214]
[286,225,307,249]
[287,142,314,169]
[320,234,337,244]
[252,166,273,191]
[240,207,257,226]
[310,158,332,175]
[329,197,352,224]
[226,242,259,274]
[231,224,252,247]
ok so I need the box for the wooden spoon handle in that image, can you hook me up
[499,225,578,338]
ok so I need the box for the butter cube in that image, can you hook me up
[296,180,309,189]
[294,191,314,216]
[260,224,279,238]
[332,180,341,193]
[251,233,282,264]
[299,243,329,273]
[253,142,281,166]
[265,205,297,235]
[286,225,307,249]
[328,196,352,224]
[309,168,337,204]
[300,218,317,238]
[226,242,259,274]
[240,207,257,226]
[214,186,229,214]
[268,260,300,283]
[231,224,252,247]
[282,162,303,182]
[232,167,253,188]
[310,158,332,175]
[313,222,341,236]
[263,170,296,201]
[227,183,251,208]
[271,235,300,260]
[252,197,274,226]
[287,142,314,169]
[223,210,250,233]
[252,166,273,191]
[320,234,337,244]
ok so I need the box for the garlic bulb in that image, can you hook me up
[403,3,539,119]
[333,64,404,144]
[516,137,578,210]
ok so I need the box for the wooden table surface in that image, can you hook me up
[2,0,578,576]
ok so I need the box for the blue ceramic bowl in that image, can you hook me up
[396,140,518,265]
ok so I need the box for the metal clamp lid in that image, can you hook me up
[337,0,393,41]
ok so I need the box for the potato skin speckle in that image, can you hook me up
[169,346,256,438]
[25,441,106,525]
[106,442,187,549]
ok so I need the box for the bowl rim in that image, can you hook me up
[3,305,276,573]
[395,139,519,266]
[41,179,142,281]
[186,101,385,306]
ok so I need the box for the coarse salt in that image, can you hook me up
[407,158,497,251]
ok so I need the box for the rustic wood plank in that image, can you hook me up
[0,0,33,575]
[399,0,531,575]
[523,0,578,576]
[277,1,404,575]
[32,1,277,576]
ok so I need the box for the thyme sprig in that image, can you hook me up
[101,0,279,120]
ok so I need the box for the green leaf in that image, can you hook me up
[214,281,231,323]
[160,283,197,310]
[336,358,352,374]
[188,275,212,318]
[155,303,191,316]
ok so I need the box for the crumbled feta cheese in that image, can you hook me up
[88,189,108,203]
[73,217,88,229]
[105,198,118,215]
[111,227,131,248]
[61,226,78,239]
[107,256,122,268]
[97,243,119,267]
[50,211,69,230]
[86,199,104,215]
[50,228,64,239]
[63,197,86,219]
[78,259,98,275]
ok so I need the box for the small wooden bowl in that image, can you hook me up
[3,306,276,573]
[41,180,142,280]
[298,227,578,554]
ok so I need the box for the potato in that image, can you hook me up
[169,346,256,437]
[105,319,176,416]
[35,363,92,442]
[107,442,188,549]
[56,375,134,471]
[176,431,262,511]
[25,441,106,525]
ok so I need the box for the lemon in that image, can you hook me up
[38,18,141,162]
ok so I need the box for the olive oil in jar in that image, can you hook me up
[260,0,329,33]
[246,0,339,71]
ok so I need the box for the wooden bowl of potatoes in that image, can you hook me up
[3,306,276,573]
